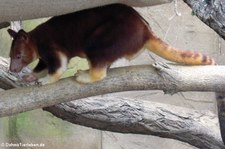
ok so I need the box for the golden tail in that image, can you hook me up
[144,36,215,65]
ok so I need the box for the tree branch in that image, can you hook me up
[44,97,224,149]
[1,60,225,117]
[0,57,225,148]
[0,0,172,22]
[183,0,225,39]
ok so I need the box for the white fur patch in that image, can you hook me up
[57,51,68,75]
[38,51,68,85]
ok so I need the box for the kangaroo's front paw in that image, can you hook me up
[36,74,61,86]
[22,74,38,82]
[75,70,92,84]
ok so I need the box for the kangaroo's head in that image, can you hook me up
[7,29,38,73]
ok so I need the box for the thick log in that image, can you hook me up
[44,97,224,149]
[0,0,172,22]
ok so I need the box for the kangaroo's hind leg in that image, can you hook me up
[75,61,108,84]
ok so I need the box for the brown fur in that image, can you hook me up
[8,3,215,85]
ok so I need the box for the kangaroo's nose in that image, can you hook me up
[9,65,18,73]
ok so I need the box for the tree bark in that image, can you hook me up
[0,0,172,22]
[183,0,225,39]
[44,97,224,149]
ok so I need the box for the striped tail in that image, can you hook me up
[144,36,215,65]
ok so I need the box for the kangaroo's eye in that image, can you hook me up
[16,54,21,59]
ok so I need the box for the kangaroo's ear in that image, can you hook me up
[18,29,28,41]
[7,29,17,38]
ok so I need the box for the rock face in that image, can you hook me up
[0,1,224,149]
